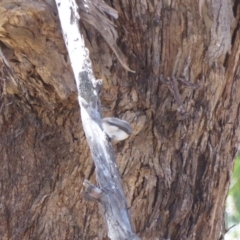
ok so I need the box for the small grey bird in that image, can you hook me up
[101,117,132,141]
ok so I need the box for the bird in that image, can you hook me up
[101,117,132,141]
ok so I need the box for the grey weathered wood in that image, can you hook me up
[55,0,140,239]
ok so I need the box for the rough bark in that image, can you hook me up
[0,0,240,240]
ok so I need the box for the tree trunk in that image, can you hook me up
[0,0,239,240]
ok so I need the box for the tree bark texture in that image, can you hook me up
[0,0,239,240]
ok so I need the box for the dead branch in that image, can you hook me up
[55,0,140,239]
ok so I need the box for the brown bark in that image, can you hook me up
[0,0,239,240]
